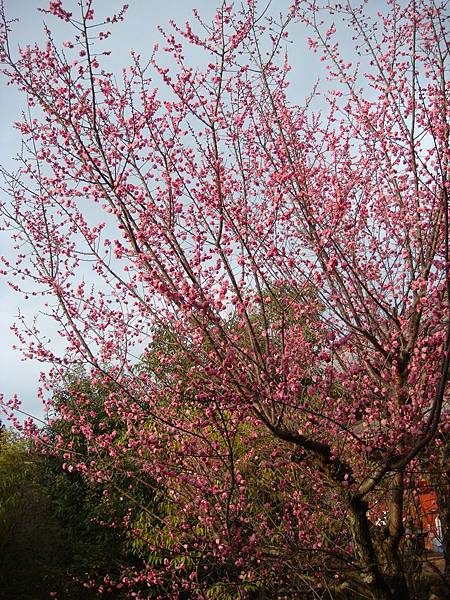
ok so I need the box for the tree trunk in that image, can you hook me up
[382,472,411,599]
[347,496,394,600]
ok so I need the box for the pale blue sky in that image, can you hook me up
[0,0,334,421]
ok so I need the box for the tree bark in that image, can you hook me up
[382,472,411,599]
[347,496,394,600]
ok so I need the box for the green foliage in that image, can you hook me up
[0,429,131,600]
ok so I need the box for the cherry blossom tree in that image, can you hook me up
[1,0,449,598]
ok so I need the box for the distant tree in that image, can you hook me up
[0,428,135,599]
[1,0,450,598]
